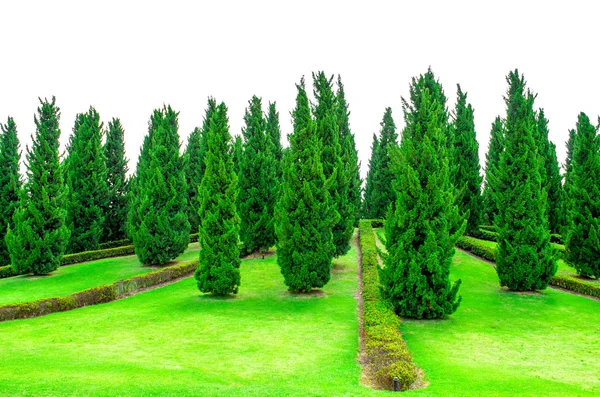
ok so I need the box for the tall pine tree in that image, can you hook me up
[275,77,337,292]
[565,113,600,278]
[237,96,278,255]
[381,70,463,319]
[7,97,70,275]
[131,106,190,265]
[0,117,21,266]
[369,108,398,219]
[561,128,577,233]
[361,133,380,219]
[265,101,283,180]
[493,70,556,291]
[64,107,108,253]
[483,117,504,225]
[103,118,129,242]
[450,85,482,235]
[195,103,241,295]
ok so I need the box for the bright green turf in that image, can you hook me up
[402,250,600,397]
[0,243,200,306]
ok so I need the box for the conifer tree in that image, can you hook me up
[237,96,278,254]
[565,113,600,278]
[64,107,108,253]
[183,127,203,232]
[103,118,129,242]
[265,102,283,179]
[275,77,337,292]
[381,70,463,319]
[450,85,482,235]
[361,133,379,219]
[336,75,362,226]
[493,70,556,290]
[562,128,577,233]
[483,117,504,225]
[131,106,190,265]
[232,135,243,176]
[0,117,21,266]
[7,97,70,275]
[369,108,398,219]
[195,103,241,295]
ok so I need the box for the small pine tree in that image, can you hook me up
[361,133,380,219]
[275,77,337,292]
[0,117,21,266]
[131,106,190,265]
[494,70,556,291]
[265,102,283,179]
[6,97,70,275]
[64,107,108,253]
[103,118,129,242]
[381,70,463,319]
[195,103,241,295]
[565,113,600,278]
[450,85,482,235]
[482,117,504,225]
[369,107,398,219]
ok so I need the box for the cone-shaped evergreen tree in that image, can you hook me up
[103,118,129,242]
[336,75,362,226]
[232,135,243,176]
[275,77,337,292]
[64,107,108,253]
[450,85,482,235]
[131,106,190,265]
[183,127,203,232]
[361,133,380,219]
[369,108,398,219]
[483,117,504,225]
[565,113,600,278]
[237,96,278,254]
[6,97,70,275]
[0,117,21,266]
[493,70,556,290]
[381,70,463,319]
[265,101,283,179]
[195,103,241,295]
[312,71,349,257]
[561,128,577,233]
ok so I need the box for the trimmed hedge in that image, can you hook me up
[61,245,136,266]
[0,259,198,322]
[470,229,497,242]
[479,225,495,232]
[363,219,384,228]
[99,238,131,250]
[359,220,417,391]
[0,265,17,279]
[456,236,599,298]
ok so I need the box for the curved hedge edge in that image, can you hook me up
[0,260,199,322]
[456,236,599,299]
[359,220,418,391]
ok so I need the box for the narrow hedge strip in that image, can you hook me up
[456,236,600,299]
[0,260,198,322]
[98,238,132,250]
[359,220,417,391]
[470,229,497,242]
[363,218,384,228]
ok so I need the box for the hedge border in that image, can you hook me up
[0,259,198,322]
[359,220,417,391]
[456,236,600,299]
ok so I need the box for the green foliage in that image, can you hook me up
[483,117,504,224]
[131,106,191,265]
[565,113,600,278]
[103,118,129,243]
[275,77,336,292]
[450,85,482,235]
[493,70,556,291]
[232,135,243,177]
[60,244,136,266]
[237,96,278,254]
[195,103,241,295]
[381,69,463,319]
[0,117,21,266]
[265,101,283,179]
[362,133,379,218]
[6,97,70,275]
[64,107,108,253]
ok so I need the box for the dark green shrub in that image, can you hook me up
[0,265,17,279]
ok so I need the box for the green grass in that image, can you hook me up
[0,243,200,306]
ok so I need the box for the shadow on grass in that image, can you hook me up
[281,289,328,299]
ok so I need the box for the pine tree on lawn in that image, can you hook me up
[565,113,600,278]
[64,107,108,253]
[0,117,21,266]
[195,103,241,295]
[482,117,504,225]
[232,135,243,177]
[370,107,398,219]
[380,70,463,319]
[312,71,349,257]
[336,75,362,226]
[103,118,129,242]
[6,97,70,275]
[275,77,337,292]
[265,101,283,180]
[131,106,190,265]
[237,95,278,255]
[561,128,577,233]
[361,133,380,219]
[183,126,203,233]
[494,70,556,291]
[450,85,482,235]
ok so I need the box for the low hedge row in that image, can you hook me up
[456,236,600,298]
[470,229,497,242]
[0,265,17,279]
[98,238,132,250]
[61,245,136,266]
[359,220,416,391]
[363,219,384,228]
[0,259,198,322]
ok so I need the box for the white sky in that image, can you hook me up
[1,0,598,179]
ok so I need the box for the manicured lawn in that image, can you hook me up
[0,235,379,397]
[0,243,200,306]
[402,250,600,397]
